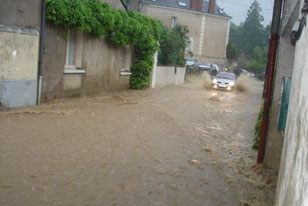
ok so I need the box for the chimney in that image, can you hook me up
[208,0,215,13]
[190,0,203,12]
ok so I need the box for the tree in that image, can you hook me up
[229,22,243,53]
[262,24,271,44]
[241,0,265,58]
[158,25,189,66]
[245,46,268,73]
[226,43,237,61]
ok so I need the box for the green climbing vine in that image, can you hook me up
[253,105,264,150]
[46,0,163,89]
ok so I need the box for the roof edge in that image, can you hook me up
[142,2,232,19]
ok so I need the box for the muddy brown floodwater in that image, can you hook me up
[0,75,277,206]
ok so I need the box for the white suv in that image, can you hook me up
[185,57,198,66]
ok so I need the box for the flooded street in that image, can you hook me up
[0,76,277,206]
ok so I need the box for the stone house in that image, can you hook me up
[263,0,300,170]
[128,0,231,64]
[0,0,133,108]
[273,0,308,205]
[41,0,133,102]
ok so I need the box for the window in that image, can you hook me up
[186,38,193,52]
[66,29,75,67]
[64,29,85,74]
[120,45,132,76]
[171,16,177,29]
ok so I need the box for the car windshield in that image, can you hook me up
[201,63,211,66]
[216,73,236,80]
[185,57,194,61]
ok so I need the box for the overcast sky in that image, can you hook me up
[216,0,274,26]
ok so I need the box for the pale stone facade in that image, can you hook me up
[137,1,231,64]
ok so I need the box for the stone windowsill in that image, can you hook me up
[64,65,85,74]
[120,71,132,76]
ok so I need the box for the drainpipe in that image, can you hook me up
[257,0,283,163]
[120,0,128,11]
[37,0,46,105]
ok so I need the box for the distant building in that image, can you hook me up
[128,0,231,64]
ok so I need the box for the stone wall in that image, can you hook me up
[0,0,41,30]
[41,22,133,102]
[264,0,299,170]
[151,66,186,88]
[0,26,39,108]
[100,0,125,10]
[274,1,308,205]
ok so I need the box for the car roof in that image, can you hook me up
[216,72,236,77]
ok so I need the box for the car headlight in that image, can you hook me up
[229,82,235,86]
[212,79,217,84]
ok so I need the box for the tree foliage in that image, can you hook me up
[241,0,266,57]
[245,46,268,73]
[158,25,189,66]
[226,43,237,61]
[46,0,163,89]
[253,104,264,150]
[229,22,243,54]
[228,0,270,73]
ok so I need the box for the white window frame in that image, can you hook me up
[171,16,177,29]
[64,29,85,74]
[65,29,75,69]
[186,38,193,52]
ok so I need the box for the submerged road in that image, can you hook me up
[0,76,277,206]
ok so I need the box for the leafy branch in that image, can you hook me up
[46,0,163,89]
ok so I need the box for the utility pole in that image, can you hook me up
[257,0,283,163]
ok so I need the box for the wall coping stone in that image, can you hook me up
[0,24,39,36]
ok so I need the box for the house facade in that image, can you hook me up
[0,0,133,107]
[41,0,133,102]
[41,21,133,102]
[129,0,231,64]
[263,0,300,170]
[274,0,308,205]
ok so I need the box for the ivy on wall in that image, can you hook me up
[253,105,263,150]
[46,0,163,89]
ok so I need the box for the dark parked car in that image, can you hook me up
[233,67,254,78]
[233,67,246,77]
[198,63,219,76]
[185,57,198,66]
[254,72,266,81]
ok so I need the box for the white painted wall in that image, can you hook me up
[0,31,39,80]
[151,66,186,88]
[274,1,308,205]
[0,27,39,108]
